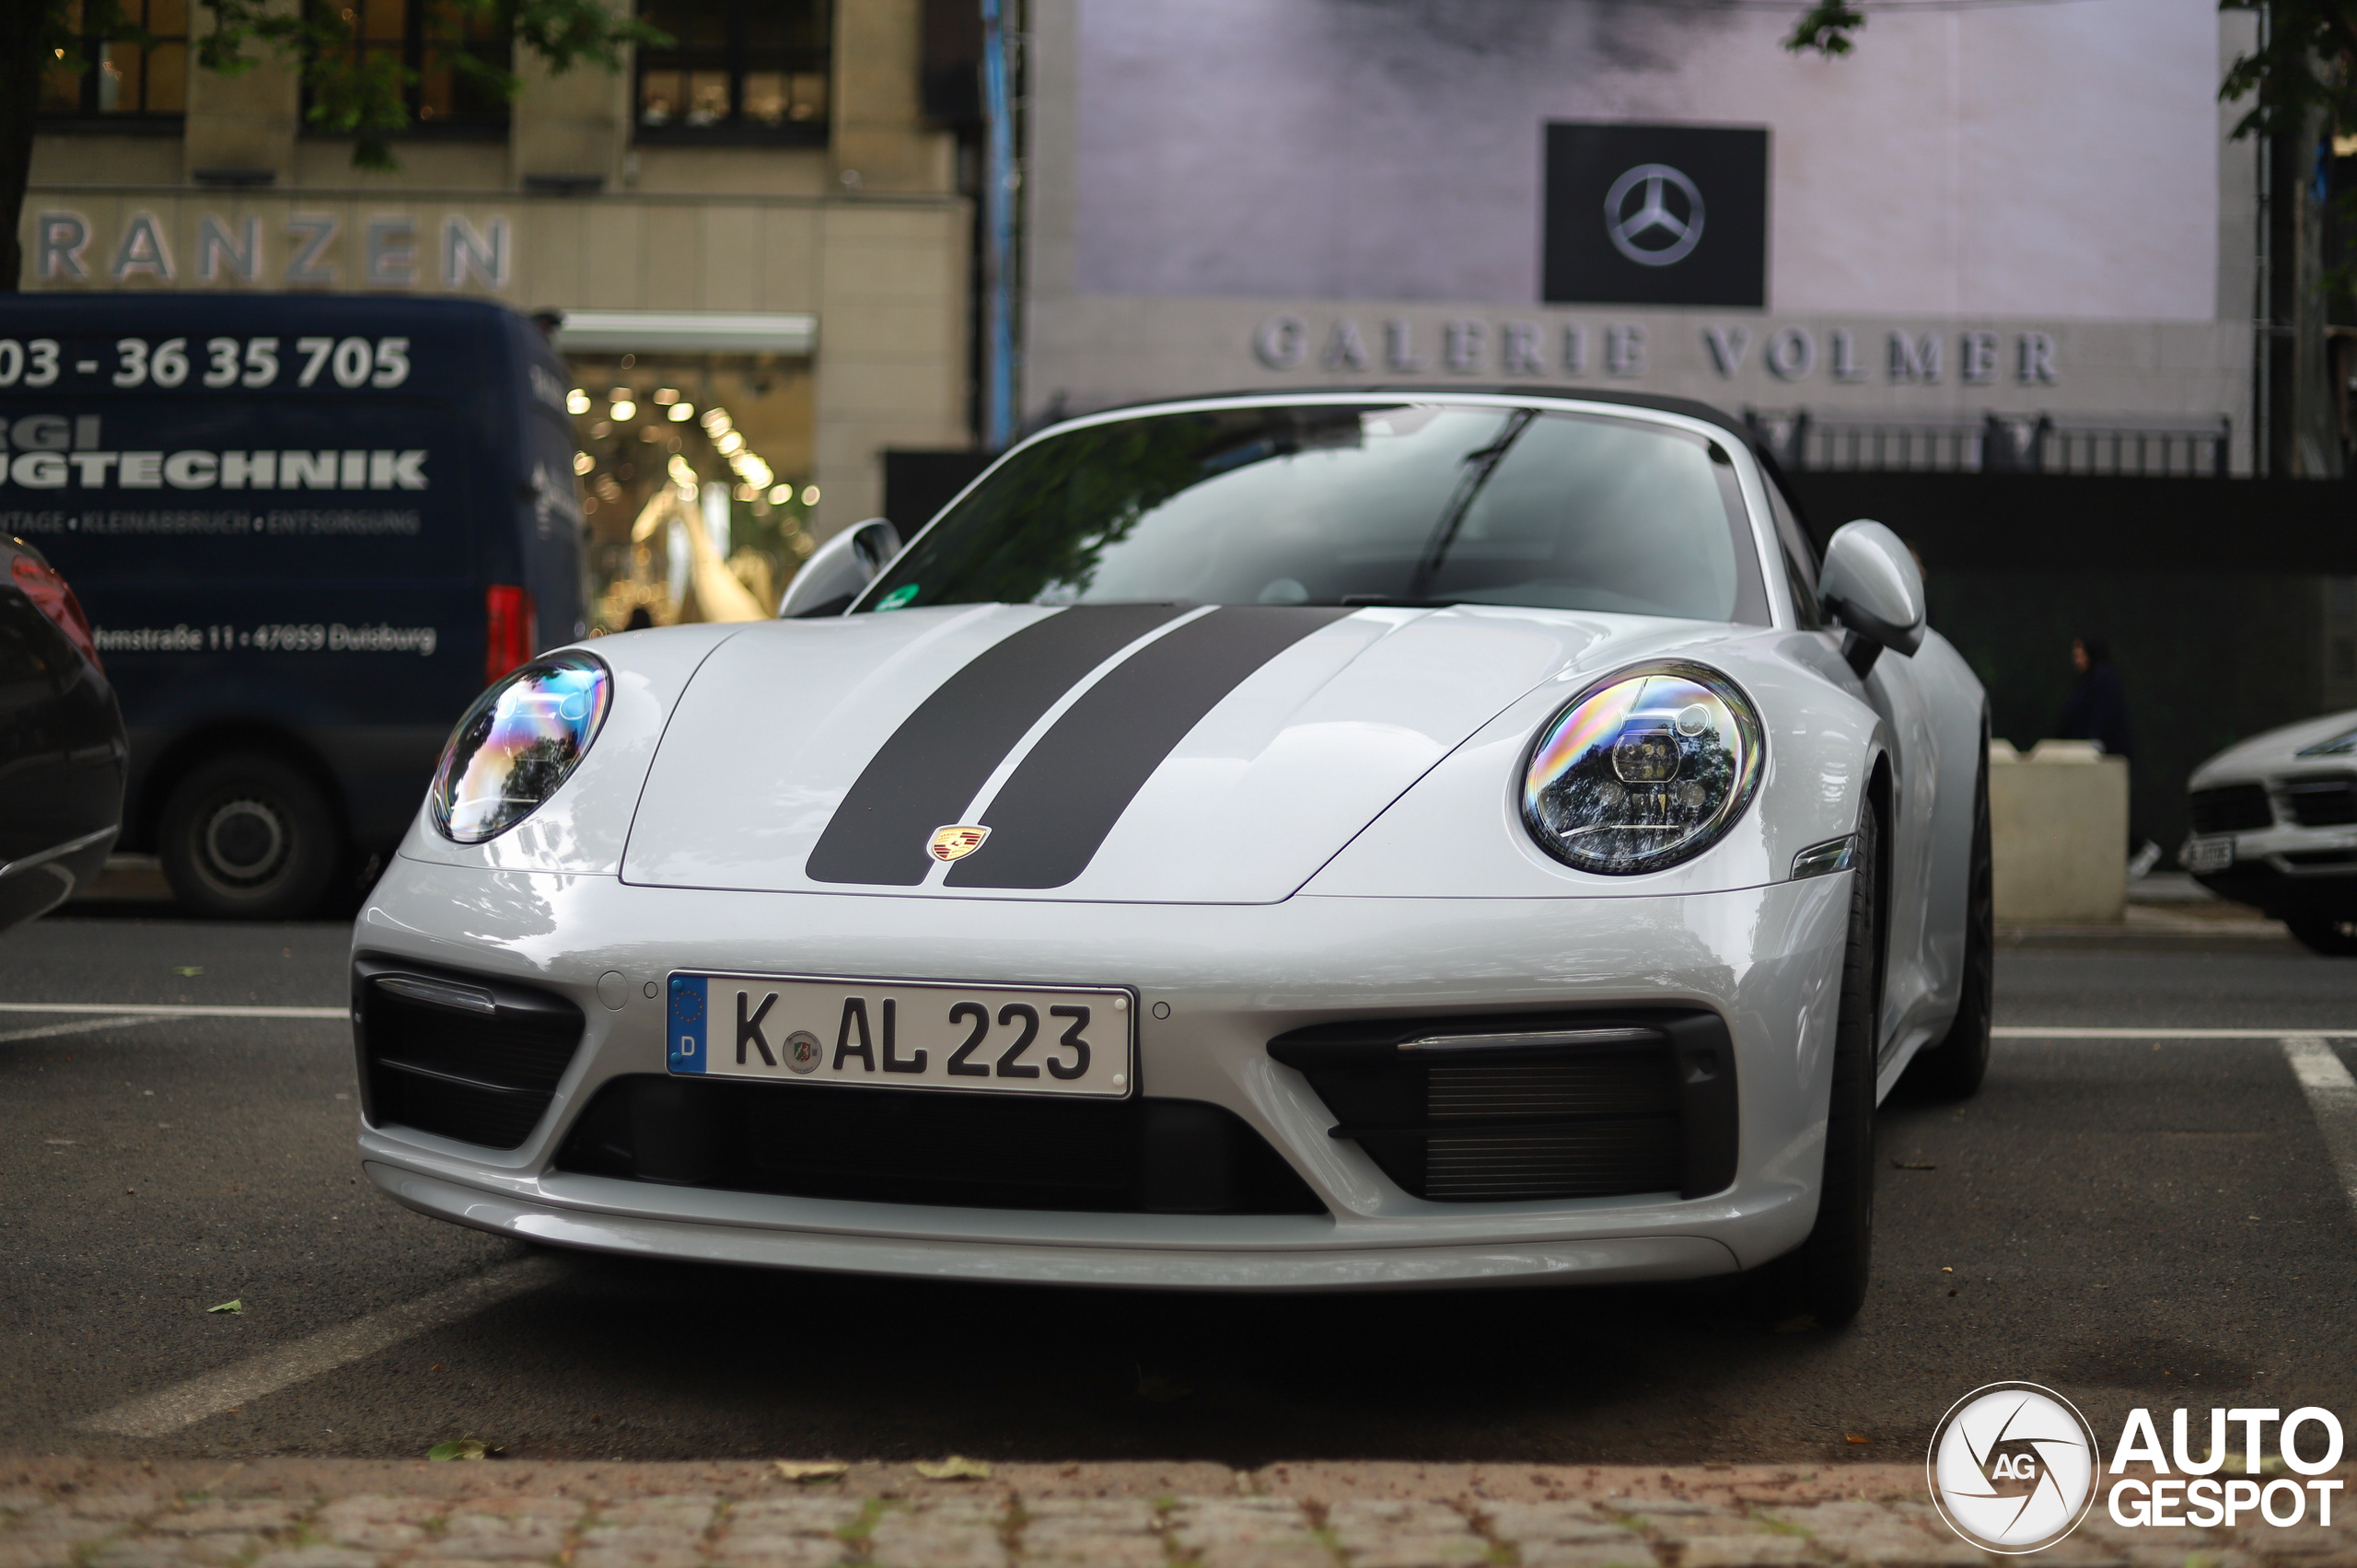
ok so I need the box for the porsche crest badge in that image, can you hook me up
[928,824,991,863]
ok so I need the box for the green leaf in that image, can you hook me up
[206,1299,242,1313]
[44,0,158,77]
[192,0,661,172]
[1782,0,1864,58]
[427,1439,490,1461]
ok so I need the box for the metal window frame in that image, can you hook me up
[1744,408,2235,479]
[297,0,517,139]
[631,0,831,146]
[37,0,190,126]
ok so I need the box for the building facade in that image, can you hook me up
[1021,0,2258,475]
[17,0,972,624]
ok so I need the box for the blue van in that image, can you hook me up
[0,294,585,917]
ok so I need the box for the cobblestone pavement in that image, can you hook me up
[4,1459,2352,1568]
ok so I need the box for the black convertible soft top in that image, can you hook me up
[1080,383,1807,535]
[1092,384,1758,448]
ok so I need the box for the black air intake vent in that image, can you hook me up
[354,957,585,1150]
[2280,775,2357,828]
[1269,1009,1736,1203]
[1421,1052,1682,1200]
[2189,783,2274,833]
[553,1075,1328,1216]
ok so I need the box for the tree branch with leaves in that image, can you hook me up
[1782,0,2357,470]
[1782,1,1865,58]
[1786,0,2356,141]
[198,0,670,170]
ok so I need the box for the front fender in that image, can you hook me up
[1301,629,1890,900]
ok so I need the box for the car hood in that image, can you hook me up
[2191,707,2357,787]
[621,601,1730,902]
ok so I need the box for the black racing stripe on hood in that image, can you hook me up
[946,606,1354,889]
[806,604,1190,886]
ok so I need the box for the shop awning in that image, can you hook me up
[552,310,818,355]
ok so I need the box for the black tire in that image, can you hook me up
[1751,801,1881,1330]
[1906,738,1991,1099]
[2286,916,2357,957]
[158,754,342,920]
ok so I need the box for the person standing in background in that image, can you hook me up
[2058,636,2132,760]
[2059,636,2155,871]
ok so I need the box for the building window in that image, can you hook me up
[303,0,514,135]
[38,0,189,123]
[635,0,829,144]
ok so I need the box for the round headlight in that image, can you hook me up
[1520,661,1763,875]
[431,652,612,842]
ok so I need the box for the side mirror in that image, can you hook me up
[1818,519,1925,679]
[777,517,902,619]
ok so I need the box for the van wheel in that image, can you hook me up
[159,756,341,920]
[1747,801,1881,1330]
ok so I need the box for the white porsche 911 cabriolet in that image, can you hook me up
[354,390,1989,1327]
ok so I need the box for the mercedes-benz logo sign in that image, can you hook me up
[1928,1383,2102,1553]
[1604,162,1705,267]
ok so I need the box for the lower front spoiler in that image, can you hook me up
[2194,865,2357,922]
[366,1161,1743,1293]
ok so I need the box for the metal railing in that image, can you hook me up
[1744,411,2233,477]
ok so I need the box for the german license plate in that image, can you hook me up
[666,972,1135,1098]
[2184,835,2235,874]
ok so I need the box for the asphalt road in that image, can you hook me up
[5,911,2356,1467]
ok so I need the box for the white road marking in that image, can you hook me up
[0,1003,345,1019]
[0,1015,171,1045]
[2282,1035,2357,1219]
[1996,1027,2357,1039]
[76,1255,565,1436]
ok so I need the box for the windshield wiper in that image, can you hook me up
[1408,409,1536,601]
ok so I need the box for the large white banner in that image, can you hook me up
[1072,0,2223,323]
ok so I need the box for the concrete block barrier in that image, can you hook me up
[1991,739,2130,924]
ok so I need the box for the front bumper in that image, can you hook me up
[2188,821,2357,919]
[354,861,1852,1289]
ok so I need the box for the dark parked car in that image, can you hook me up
[0,294,586,918]
[0,537,123,930]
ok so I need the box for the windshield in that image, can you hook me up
[854,402,1770,623]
